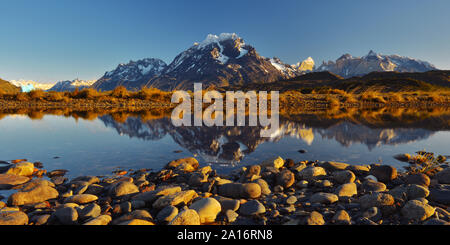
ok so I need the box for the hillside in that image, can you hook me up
[221,70,450,93]
[0,78,21,93]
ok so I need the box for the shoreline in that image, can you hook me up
[0,154,449,225]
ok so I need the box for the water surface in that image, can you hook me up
[1,109,449,180]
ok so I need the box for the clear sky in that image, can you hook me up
[1,0,449,83]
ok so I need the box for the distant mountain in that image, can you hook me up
[224,70,450,92]
[93,33,311,91]
[316,50,437,78]
[48,79,95,92]
[91,58,167,91]
[146,33,300,90]
[0,78,21,93]
[10,80,55,92]
[292,56,315,72]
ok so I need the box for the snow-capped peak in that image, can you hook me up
[10,80,55,92]
[197,33,242,49]
[103,58,167,80]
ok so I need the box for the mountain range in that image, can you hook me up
[47,79,95,92]
[1,33,442,92]
[316,50,437,78]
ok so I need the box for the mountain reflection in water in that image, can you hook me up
[1,107,449,173]
[98,114,443,163]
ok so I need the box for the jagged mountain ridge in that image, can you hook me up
[92,33,314,91]
[316,50,437,78]
[48,79,96,92]
[92,58,167,91]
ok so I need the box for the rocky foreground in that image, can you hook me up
[0,156,449,225]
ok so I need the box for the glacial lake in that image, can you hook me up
[1,108,450,182]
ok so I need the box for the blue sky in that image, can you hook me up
[1,0,449,83]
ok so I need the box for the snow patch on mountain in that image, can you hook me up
[10,80,55,92]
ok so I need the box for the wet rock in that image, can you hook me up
[8,179,59,206]
[275,169,295,188]
[156,205,178,223]
[316,179,332,188]
[74,183,89,195]
[78,203,101,220]
[310,192,339,204]
[244,165,261,179]
[50,176,67,185]
[30,214,50,225]
[260,156,284,169]
[218,183,261,199]
[333,170,356,184]
[369,165,397,183]
[286,196,297,205]
[435,168,450,184]
[188,172,208,187]
[319,161,349,172]
[0,174,30,189]
[362,179,386,192]
[428,186,450,205]
[298,167,326,181]
[215,197,240,212]
[83,215,112,225]
[388,184,429,201]
[70,176,99,185]
[190,198,221,223]
[362,207,382,222]
[47,169,68,178]
[0,211,29,225]
[132,185,181,203]
[225,210,239,223]
[109,181,139,198]
[64,194,98,204]
[218,183,242,198]
[405,173,430,187]
[169,209,201,225]
[152,190,198,209]
[118,219,155,225]
[85,184,104,195]
[242,183,262,199]
[394,153,412,162]
[296,180,308,189]
[335,183,357,197]
[253,179,271,195]
[239,200,266,216]
[332,210,351,225]
[166,157,199,172]
[359,193,395,209]
[401,199,435,221]
[346,165,370,176]
[5,162,34,176]
[112,210,153,225]
[54,207,78,225]
[130,200,145,209]
[305,211,325,225]
[285,159,295,168]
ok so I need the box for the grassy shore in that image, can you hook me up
[1,87,450,111]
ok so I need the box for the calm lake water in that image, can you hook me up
[1,110,450,180]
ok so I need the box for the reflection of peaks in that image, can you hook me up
[268,122,314,145]
[316,122,434,150]
[97,116,436,163]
